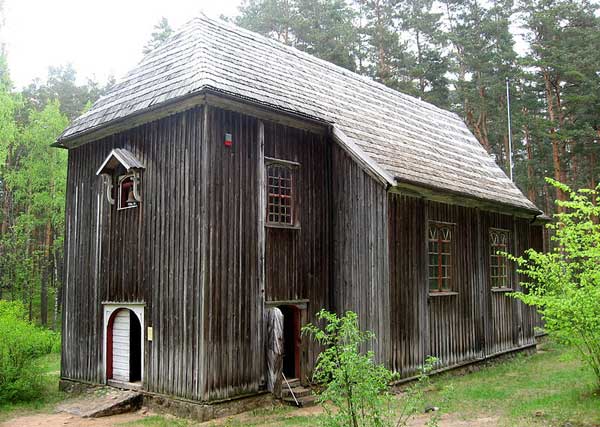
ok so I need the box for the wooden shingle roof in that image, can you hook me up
[57,15,540,213]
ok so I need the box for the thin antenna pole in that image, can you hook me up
[506,77,514,181]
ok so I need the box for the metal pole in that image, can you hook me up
[506,77,513,181]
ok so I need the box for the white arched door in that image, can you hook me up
[103,303,145,386]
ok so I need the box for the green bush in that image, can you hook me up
[510,179,600,389]
[303,310,394,427]
[0,300,60,403]
[303,310,448,427]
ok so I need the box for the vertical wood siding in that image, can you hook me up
[331,144,391,366]
[62,101,544,401]
[202,106,263,400]
[62,106,264,401]
[388,194,426,376]
[63,108,207,395]
[388,194,542,377]
[263,122,331,379]
[427,202,482,369]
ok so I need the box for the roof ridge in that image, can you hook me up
[187,14,459,122]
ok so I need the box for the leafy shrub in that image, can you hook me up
[0,300,60,403]
[510,179,600,389]
[303,310,447,427]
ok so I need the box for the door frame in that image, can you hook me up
[266,299,307,381]
[102,302,145,385]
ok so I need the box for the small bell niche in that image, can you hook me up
[96,148,145,211]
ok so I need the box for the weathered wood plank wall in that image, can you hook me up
[480,212,515,355]
[201,106,263,400]
[63,108,208,396]
[427,202,482,369]
[62,99,544,403]
[388,194,426,376]
[62,106,264,401]
[263,121,331,380]
[331,144,391,366]
[388,193,541,377]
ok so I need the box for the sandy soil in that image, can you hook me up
[0,410,149,427]
[3,405,501,427]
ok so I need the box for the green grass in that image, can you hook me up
[0,352,67,421]
[120,405,324,427]
[428,339,600,426]
[118,415,192,426]
[193,339,600,427]
[4,340,600,427]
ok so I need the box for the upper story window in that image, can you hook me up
[428,222,454,293]
[490,229,511,289]
[265,158,299,227]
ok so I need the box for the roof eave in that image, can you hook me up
[391,176,543,218]
[54,86,332,149]
[331,126,395,188]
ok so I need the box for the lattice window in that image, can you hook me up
[428,222,454,292]
[490,229,511,288]
[266,163,295,226]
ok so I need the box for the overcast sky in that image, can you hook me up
[2,0,242,88]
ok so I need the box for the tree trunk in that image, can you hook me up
[591,144,597,200]
[524,123,536,203]
[544,71,565,208]
[373,0,389,83]
[503,133,510,174]
[53,247,61,330]
[543,181,553,216]
[40,220,53,326]
[0,144,13,298]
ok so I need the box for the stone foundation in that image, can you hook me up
[143,392,276,422]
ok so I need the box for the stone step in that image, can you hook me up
[283,378,301,388]
[283,394,317,408]
[57,390,142,418]
[282,386,312,398]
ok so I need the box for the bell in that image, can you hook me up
[127,188,137,206]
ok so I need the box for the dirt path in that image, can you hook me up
[3,405,501,427]
[0,411,148,426]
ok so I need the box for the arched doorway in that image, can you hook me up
[279,305,301,380]
[104,305,144,385]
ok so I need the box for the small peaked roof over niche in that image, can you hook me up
[59,14,540,214]
[96,148,145,176]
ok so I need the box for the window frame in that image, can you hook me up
[489,228,512,290]
[264,157,300,229]
[427,221,455,294]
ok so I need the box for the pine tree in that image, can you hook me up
[236,0,295,44]
[399,0,449,108]
[357,0,413,90]
[520,0,600,206]
[143,17,174,55]
[236,0,358,70]
[443,0,519,174]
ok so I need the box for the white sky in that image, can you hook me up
[2,0,242,88]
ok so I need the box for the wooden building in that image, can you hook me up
[56,16,546,403]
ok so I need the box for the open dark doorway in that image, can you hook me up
[106,308,143,384]
[279,305,301,379]
[129,311,142,382]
